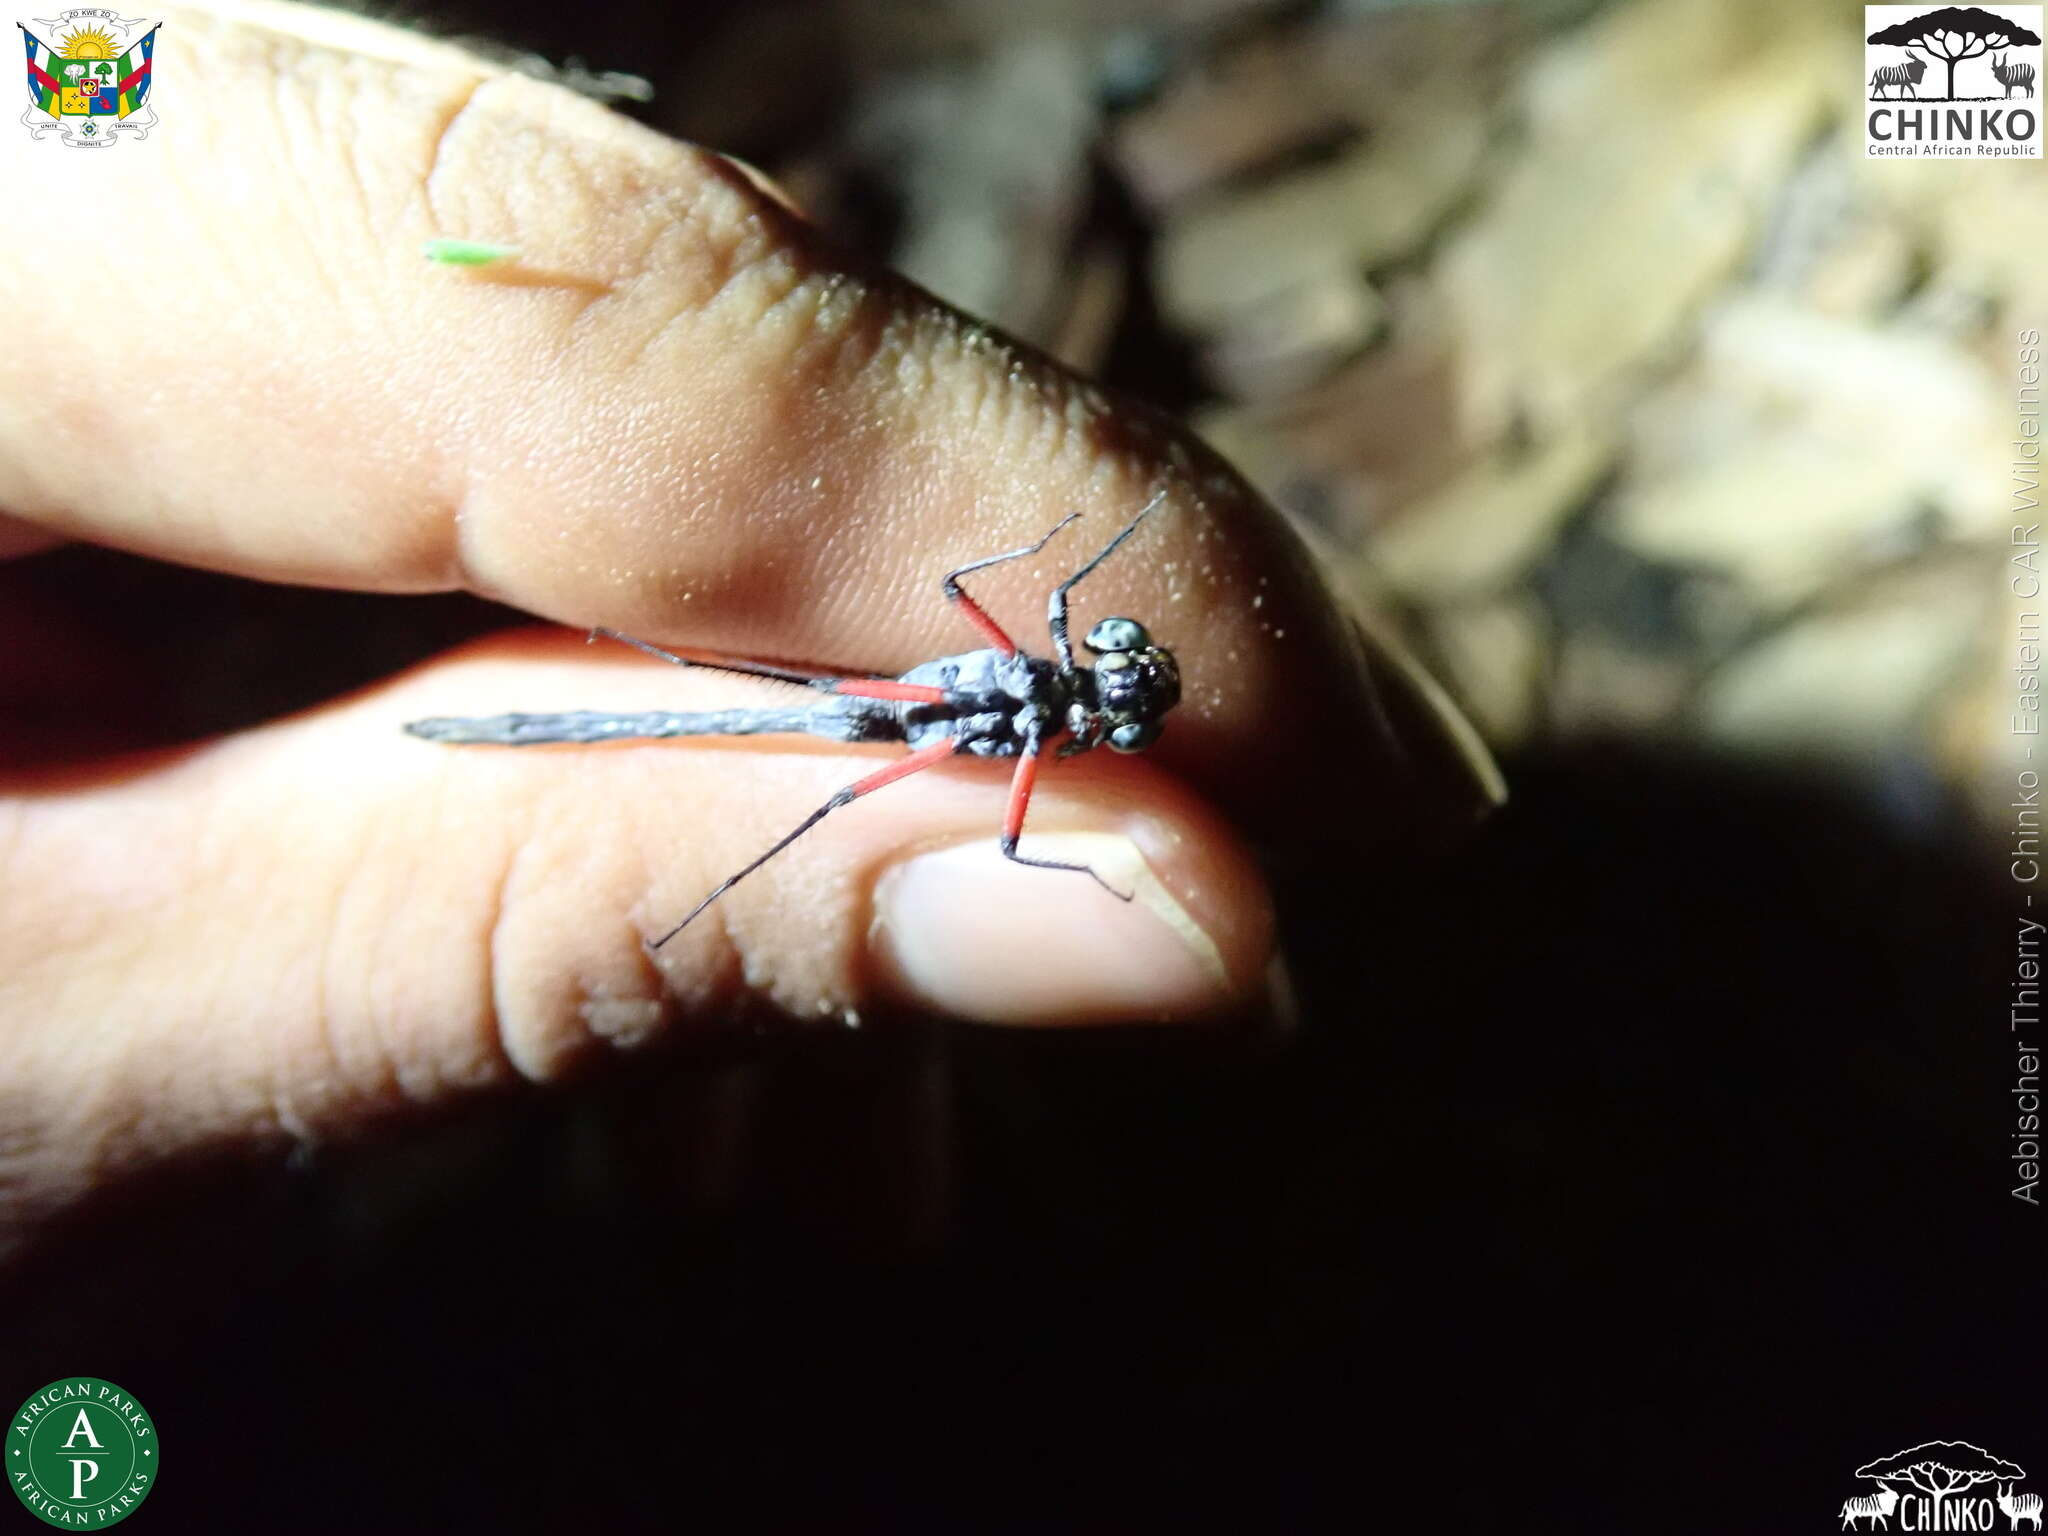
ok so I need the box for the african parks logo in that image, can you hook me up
[8,1379,157,1528]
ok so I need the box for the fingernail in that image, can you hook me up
[870,833,1233,1026]
[1350,614,1507,821]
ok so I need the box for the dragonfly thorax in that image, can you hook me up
[893,647,1073,758]
[887,628,1181,760]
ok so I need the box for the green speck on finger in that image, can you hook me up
[422,238,520,267]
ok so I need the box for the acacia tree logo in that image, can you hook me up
[1868,6,2044,100]
[1848,1441,2028,1528]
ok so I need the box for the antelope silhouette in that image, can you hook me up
[1992,54,2037,99]
[1999,1483,2045,1531]
[1841,1483,1901,1531]
[1870,46,1929,99]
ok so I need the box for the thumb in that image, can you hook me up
[0,634,1270,1240]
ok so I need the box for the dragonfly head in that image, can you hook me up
[1083,617,1180,753]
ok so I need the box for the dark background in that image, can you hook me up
[5,0,2039,1529]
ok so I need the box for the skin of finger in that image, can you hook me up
[0,638,1272,1217]
[0,514,62,561]
[0,0,1482,847]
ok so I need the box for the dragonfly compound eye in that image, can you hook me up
[1084,617,1149,654]
[1091,644,1180,742]
[1108,720,1162,753]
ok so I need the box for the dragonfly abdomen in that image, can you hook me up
[403,704,902,747]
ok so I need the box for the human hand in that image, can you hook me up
[0,0,1493,1257]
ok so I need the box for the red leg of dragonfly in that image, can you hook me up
[828,680,947,704]
[940,513,1082,657]
[841,736,962,797]
[945,590,1017,655]
[1001,744,1041,848]
[650,736,962,949]
[996,738,1133,901]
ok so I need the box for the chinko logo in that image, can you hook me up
[1836,1441,2040,1530]
[1865,5,2043,157]
[8,1379,158,1528]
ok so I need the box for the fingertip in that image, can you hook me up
[866,808,1274,1028]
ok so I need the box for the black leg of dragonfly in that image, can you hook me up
[1046,490,1169,669]
[650,736,963,948]
[995,727,1134,902]
[939,513,1080,654]
[588,627,952,710]
[588,627,863,688]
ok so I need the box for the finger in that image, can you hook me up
[0,634,1272,1236]
[0,0,1495,848]
[0,513,62,561]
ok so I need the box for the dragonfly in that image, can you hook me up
[404,494,1180,948]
